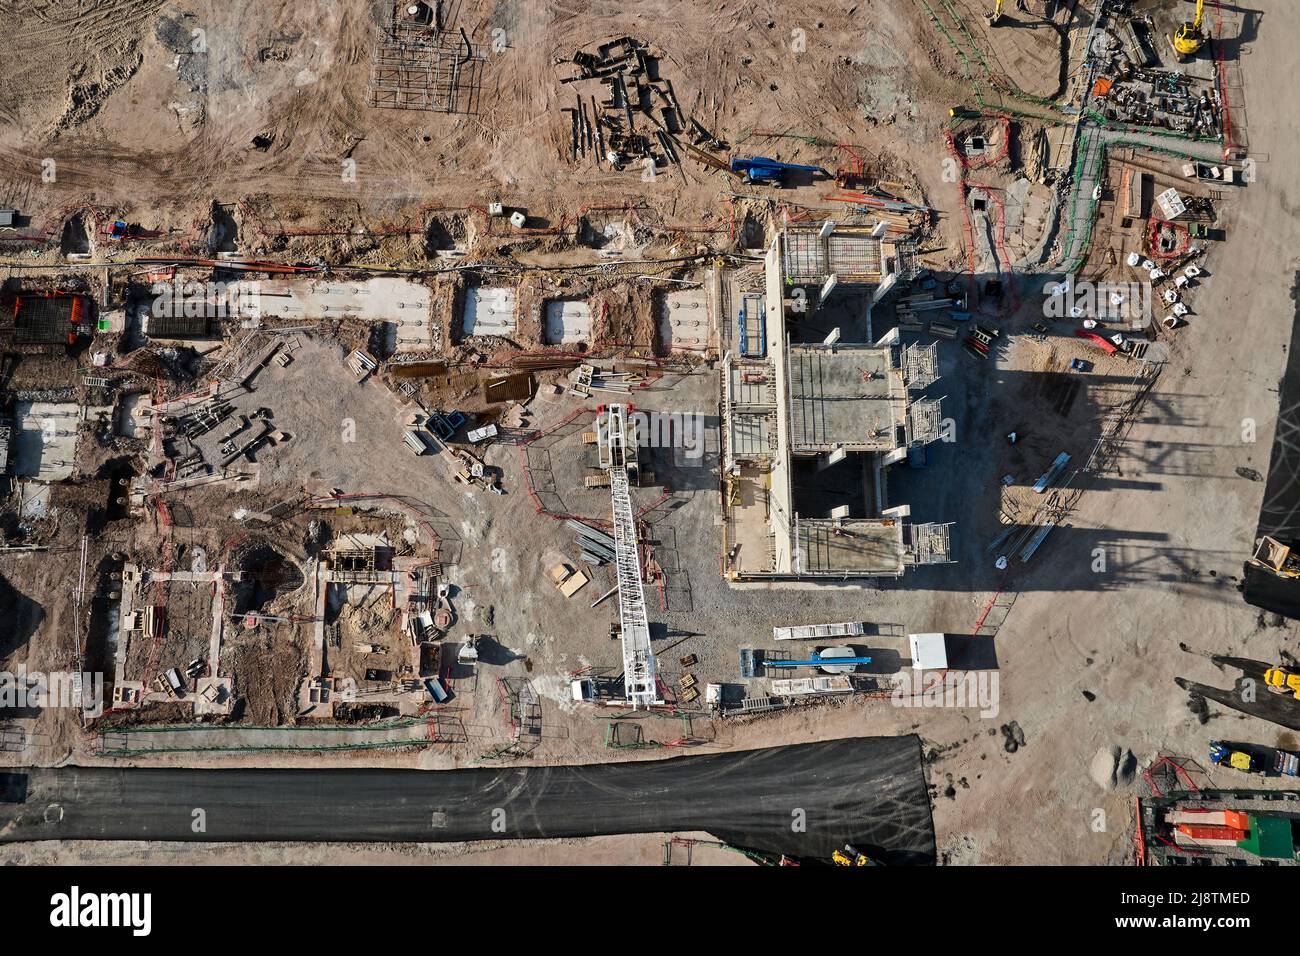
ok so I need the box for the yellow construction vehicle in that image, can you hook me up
[1264,666,1300,701]
[1171,0,1206,59]
[1209,741,1259,772]
[1248,536,1300,578]
[832,844,876,866]
[986,0,1004,27]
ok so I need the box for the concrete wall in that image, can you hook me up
[766,236,794,573]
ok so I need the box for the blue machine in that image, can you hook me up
[425,678,449,703]
[764,651,873,669]
[730,156,828,187]
[427,410,467,441]
[738,293,766,358]
[740,648,756,679]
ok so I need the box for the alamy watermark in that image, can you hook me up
[891,670,1000,719]
[50,886,151,936]
[597,410,707,462]
[149,278,261,320]
[1043,274,1153,330]
[0,666,104,718]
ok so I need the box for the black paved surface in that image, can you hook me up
[1243,271,1300,618]
[0,736,937,864]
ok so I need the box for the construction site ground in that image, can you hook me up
[2,1,1300,866]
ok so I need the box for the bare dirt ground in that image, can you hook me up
[3,1,1300,867]
[0,0,965,261]
[0,830,754,866]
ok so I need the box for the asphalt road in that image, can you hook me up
[0,736,937,863]
[1243,272,1300,618]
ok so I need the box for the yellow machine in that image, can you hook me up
[1172,0,1206,58]
[1249,536,1300,578]
[986,0,1004,26]
[1209,741,1261,773]
[1226,749,1255,772]
[832,844,875,866]
[1265,667,1300,701]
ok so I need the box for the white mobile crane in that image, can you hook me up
[599,404,659,708]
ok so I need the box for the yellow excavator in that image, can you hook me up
[1171,0,1207,59]
[987,0,1034,26]
[1265,666,1300,701]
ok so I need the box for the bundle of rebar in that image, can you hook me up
[511,355,583,371]
[568,519,616,566]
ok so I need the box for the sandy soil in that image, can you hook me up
[0,830,754,866]
[0,0,967,262]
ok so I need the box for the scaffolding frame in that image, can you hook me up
[905,521,954,565]
[369,21,483,115]
[900,341,940,391]
[723,353,778,466]
[782,227,883,283]
[738,293,766,358]
[908,396,945,445]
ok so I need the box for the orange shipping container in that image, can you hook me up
[1223,810,1251,830]
[1177,823,1247,841]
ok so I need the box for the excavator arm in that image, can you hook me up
[1172,0,1207,58]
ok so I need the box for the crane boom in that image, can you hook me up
[603,404,658,708]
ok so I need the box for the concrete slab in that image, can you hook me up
[543,299,592,344]
[114,392,145,438]
[11,402,80,481]
[784,227,883,282]
[253,278,432,332]
[798,518,904,576]
[16,482,51,520]
[787,346,905,452]
[657,288,709,352]
[728,360,773,401]
[1005,177,1030,231]
[462,285,518,337]
[729,414,771,459]
[194,676,234,716]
